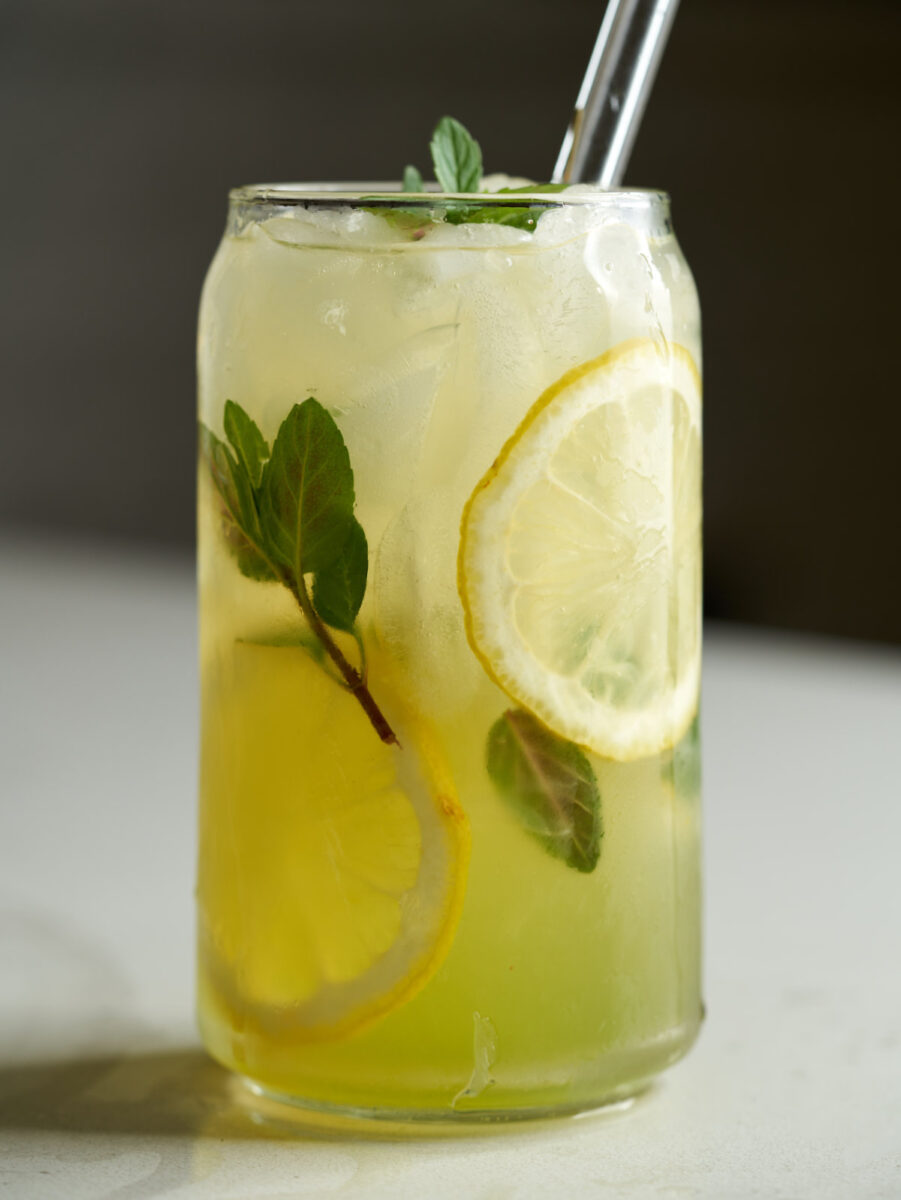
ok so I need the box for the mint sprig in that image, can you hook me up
[200,398,396,745]
[486,709,602,873]
[392,118,567,234]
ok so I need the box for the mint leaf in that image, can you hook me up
[224,399,269,487]
[496,184,570,195]
[199,425,277,582]
[206,398,362,600]
[444,204,539,231]
[444,184,570,231]
[362,205,431,234]
[402,164,424,192]
[312,518,368,632]
[430,116,482,193]
[259,398,355,580]
[486,709,602,873]
[663,715,701,798]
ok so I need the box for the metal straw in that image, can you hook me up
[553,0,680,187]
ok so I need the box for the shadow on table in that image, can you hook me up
[0,1049,373,1144]
[0,1048,640,1146]
[0,1049,264,1139]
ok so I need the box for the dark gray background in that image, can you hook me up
[2,0,899,642]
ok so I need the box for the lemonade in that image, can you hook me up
[196,180,703,1120]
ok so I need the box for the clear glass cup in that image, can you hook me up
[196,185,703,1124]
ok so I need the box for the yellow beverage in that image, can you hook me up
[197,185,703,1121]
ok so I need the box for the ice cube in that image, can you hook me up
[583,223,675,348]
[334,322,460,545]
[373,488,478,719]
[260,206,399,250]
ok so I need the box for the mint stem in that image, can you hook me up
[289,574,398,746]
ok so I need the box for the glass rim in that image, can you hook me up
[228,182,671,209]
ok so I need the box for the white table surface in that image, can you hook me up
[1,531,899,1200]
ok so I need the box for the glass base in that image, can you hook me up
[236,1073,654,1136]
[201,1006,703,1135]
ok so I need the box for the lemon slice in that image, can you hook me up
[199,641,469,1042]
[459,339,702,761]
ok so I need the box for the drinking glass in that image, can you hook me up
[196,185,703,1123]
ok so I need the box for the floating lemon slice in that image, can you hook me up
[198,640,469,1042]
[458,339,702,762]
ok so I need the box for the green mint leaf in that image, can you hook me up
[486,709,602,873]
[662,715,701,798]
[444,184,570,231]
[224,399,269,487]
[361,204,431,233]
[444,204,539,231]
[430,116,482,193]
[199,425,277,582]
[402,165,424,192]
[227,528,279,582]
[312,518,368,632]
[259,398,355,582]
[496,183,570,195]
